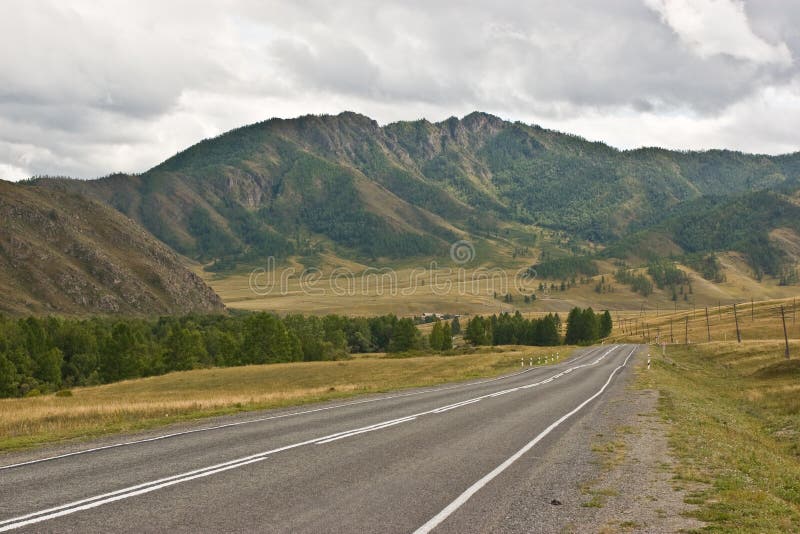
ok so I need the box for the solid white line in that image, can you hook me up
[0,345,625,531]
[0,361,559,471]
[413,346,637,534]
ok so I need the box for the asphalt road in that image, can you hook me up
[0,344,641,533]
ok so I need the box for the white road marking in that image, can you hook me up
[431,398,483,414]
[413,346,638,534]
[2,351,601,472]
[0,345,624,531]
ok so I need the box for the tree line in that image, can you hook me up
[462,308,611,347]
[0,312,436,398]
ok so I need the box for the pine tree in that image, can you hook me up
[565,307,583,345]
[599,310,613,338]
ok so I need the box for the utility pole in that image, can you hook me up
[670,319,674,344]
[705,307,711,342]
[794,298,796,325]
[733,303,741,343]
[751,298,754,321]
[684,316,689,344]
[781,305,790,359]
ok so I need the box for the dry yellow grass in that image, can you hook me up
[194,250,800,316]
[609,296,800,346]
[0,346,572,452]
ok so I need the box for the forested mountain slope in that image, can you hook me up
[32,111,800,271]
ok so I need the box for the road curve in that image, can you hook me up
[0,344,641,533]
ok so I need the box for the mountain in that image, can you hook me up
[0,180,224,315]
[32,111,800,275]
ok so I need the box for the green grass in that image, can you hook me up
[638,341,800,532]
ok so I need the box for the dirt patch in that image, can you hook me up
[572,388,705,533]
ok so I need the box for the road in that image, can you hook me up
[0,344,641,533]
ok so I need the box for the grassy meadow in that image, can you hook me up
[0,345,571,453]
[627,297,800,532]
[196,251,800,317]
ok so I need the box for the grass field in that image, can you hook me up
[196,252,800,316]
[622,296,800,532]
[609,296,800,346]
[0,345,572,453]
[639,342,800,532]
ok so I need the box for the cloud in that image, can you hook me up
[0,0,798,181]
[644,0,792,65]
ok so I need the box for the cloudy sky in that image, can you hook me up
[1,0,799,181]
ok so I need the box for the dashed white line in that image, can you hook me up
[0,345,625,532]
[0,347,607,472]
[0,364,550,471]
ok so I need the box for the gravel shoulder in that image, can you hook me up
[462,354,705,533]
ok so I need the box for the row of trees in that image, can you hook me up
[614,268,654,297]
[0,313,427,398]
[528,256,599,280]
[463,308,612,348]
[463,312,562,346]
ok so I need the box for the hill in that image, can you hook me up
[35,112,800,271]
[0,181,224,315]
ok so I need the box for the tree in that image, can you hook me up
[429,321,445,351]
[599,310,613,338]
[164,324,206,371]
[450,316,461,335]
[442,322,453,350]
[388,318,418,352]
[565,307,602,345]
[100,323,142,382]
[464,316,490,346]
[582,308,600,341]
[242,313,301,364]
[0,352,17,397]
